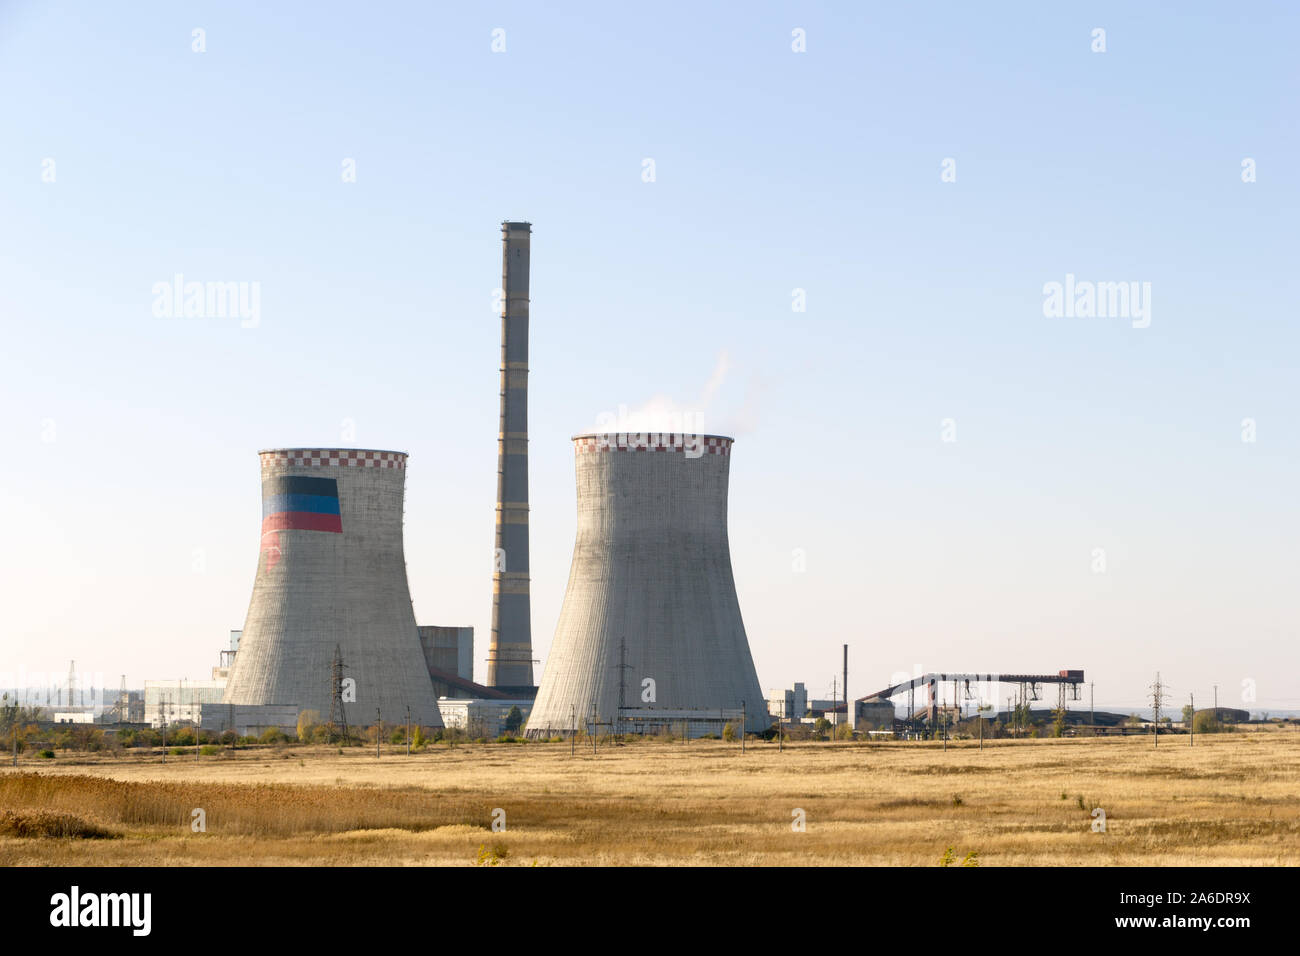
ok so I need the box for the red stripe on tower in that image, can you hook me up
[261,512,343,534]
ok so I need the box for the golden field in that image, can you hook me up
[2,730,1297,866]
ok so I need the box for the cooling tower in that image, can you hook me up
[526,432,770,736]
[223,448,442,727]
[488,221,535,691]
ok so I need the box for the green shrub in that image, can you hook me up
[1193,711,1223,734]
[939,846,979,867]
[296,709,320,743]
[476,842,509,866]
[504,706,524,735]
[37,749,55,759]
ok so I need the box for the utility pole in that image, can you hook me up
[376,708,381,758]
[617,635,626,742]
[842,644,848,734]
[1149,672,1170,749]
[570,704,575,756]
[741,701,746,753]
[328,644,350,746]
[1213,684,1218,720]
[406,705,411,756]
[1189,692,1195,747]
[830,676,837,730]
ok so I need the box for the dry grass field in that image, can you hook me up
[2,730,1297,866]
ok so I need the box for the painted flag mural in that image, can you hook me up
[259,475,341,569]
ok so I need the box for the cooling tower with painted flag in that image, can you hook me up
[525,432,770,737]
[223,448,442,727]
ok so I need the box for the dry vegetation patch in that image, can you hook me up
[2,731,1296,865]
[0,809,116,840]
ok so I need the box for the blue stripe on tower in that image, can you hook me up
[263,493,341,517]
[263,475,339,499]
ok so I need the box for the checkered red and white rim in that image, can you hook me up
[572,433,731,455]
[259,449,407,469]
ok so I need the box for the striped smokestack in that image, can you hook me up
[488,221,535,691]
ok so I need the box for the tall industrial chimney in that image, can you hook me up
[223,448,442,727]
[488,221,535,691]
[525,432,770,736]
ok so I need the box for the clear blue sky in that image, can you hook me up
[1,1,1296,713]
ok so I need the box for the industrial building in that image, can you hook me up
[212,630,241,679]
[198,703,300,737]
[526,432,770,737]
[853,670,1086,734]
[1192,707,1250,725]
[438,698,534,739]
[104,689,144,724]
[144,679,227,727]
[852,698,897,731]
[767,683,808,721]
[419,625,475,698]
[221,448,443,728]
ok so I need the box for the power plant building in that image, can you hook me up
[767,683,808,720]
[221,448,442,727]
[438,697,534,739]
[145,679,227,727]
[526,432,770,737]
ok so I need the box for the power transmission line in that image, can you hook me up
[1149,672,1171,749]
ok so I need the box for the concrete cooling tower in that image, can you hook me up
[222,448,442,727]
[526,432,770,737]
